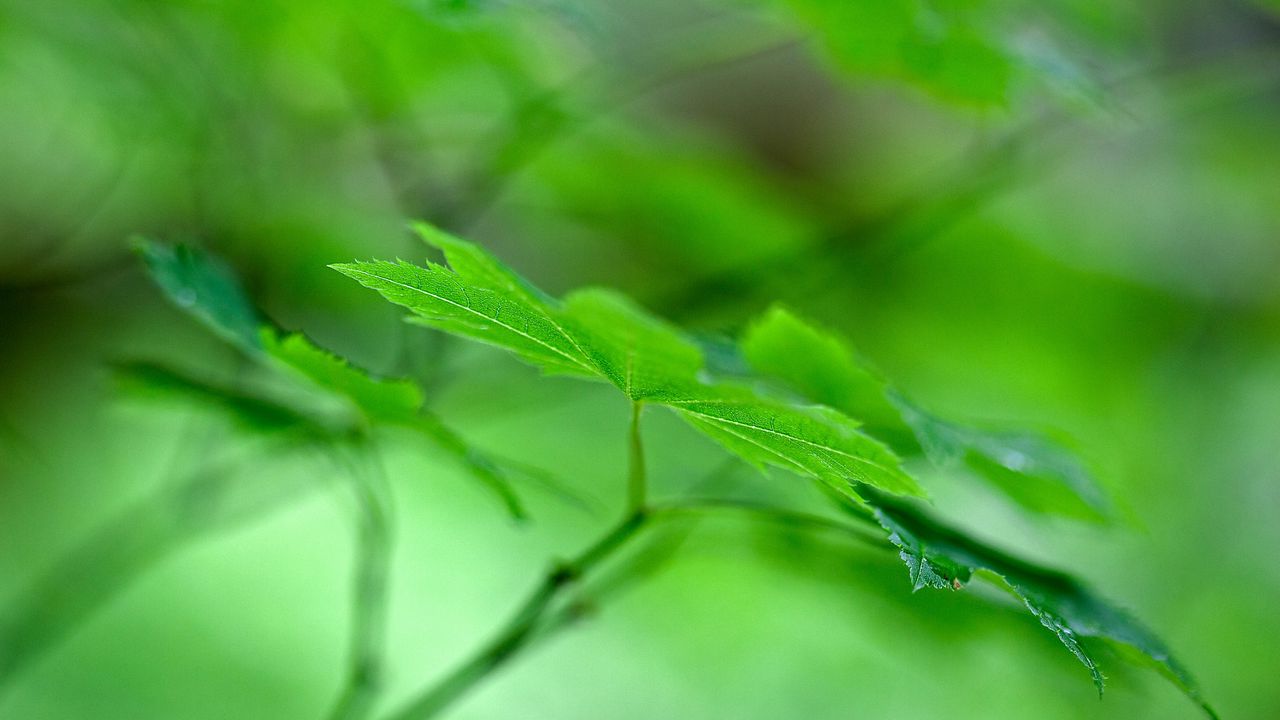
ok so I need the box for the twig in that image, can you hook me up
[382,510,650,720]
[378,495,891,719]
[382,395,659,720]
[626,401,647,513]
[651,497,883,546]
[327,444,396,720]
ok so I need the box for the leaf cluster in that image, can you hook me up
[335,225,1214,716]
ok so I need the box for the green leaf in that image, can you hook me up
[132,237,263,353]
[414,222,559,308]
[336,227,925,501]
[331,259,597,378]
[864,494,1215,718]
[561,288,703,401]
[742,306,907,438]
[669,389,923,500]
[743,306,1109,519]
[262,329,425,426]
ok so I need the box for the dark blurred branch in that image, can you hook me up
[0,440,322,698]
[659,43,1280,322]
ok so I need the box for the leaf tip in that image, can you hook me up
[328,262,365,279]
[410,220,455,251]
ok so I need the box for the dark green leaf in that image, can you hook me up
[132,237,263,353]
[561,288,704,401]
[862,493,1215,717]
[332,259,597,378]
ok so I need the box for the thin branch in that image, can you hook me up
[382,510,649,720]
[415,413,527,520]
[540,497,891,634]
[626,401,647,513]
[381,403,656,719]
[378,491,895,720]
[327,444,396,720]
[651,498,884,546]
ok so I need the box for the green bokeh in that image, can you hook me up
[3,0,1278,718]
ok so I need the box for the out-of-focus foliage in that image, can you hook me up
[131,238,527,512]
[2,0,1279,718]
[742,306,1110,520]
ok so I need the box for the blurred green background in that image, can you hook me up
[2,0,1279,718]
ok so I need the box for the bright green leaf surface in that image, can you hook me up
[561,288,704,401]
[742,306,906,437]
[415,222,560,308]
[670,390,922,499]
[333,259,597,378]
[337,228,925,500]
[262,329,424,426]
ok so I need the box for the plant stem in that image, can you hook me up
[379,489,895,720]
[627,401,647,513]
[651,498,884,546]
[417,412,526,520]
[381,397,657,720]
[383,510,649,720]
[328,446,395,720]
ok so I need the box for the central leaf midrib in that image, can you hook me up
[670,404,898,478]
[343,266,595,373]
